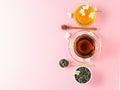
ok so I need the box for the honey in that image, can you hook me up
[74,34,95,58]
[74,5,96,26]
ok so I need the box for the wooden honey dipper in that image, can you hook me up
[61,24,97,30]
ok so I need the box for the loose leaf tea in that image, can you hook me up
[74,67,91,84]
[59,59,69,68]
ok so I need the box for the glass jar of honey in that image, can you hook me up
[73,5,96,26]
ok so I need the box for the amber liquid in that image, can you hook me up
[74,5,96,26]
[74,34,95,58]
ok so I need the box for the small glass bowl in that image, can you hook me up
[73,5,96,26]
[74,66,92,85]
[68,30,101,62]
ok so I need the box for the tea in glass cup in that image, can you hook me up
[68,31,101,62]
[74,34,95,58]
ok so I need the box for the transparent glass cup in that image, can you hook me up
[68,31,101,62]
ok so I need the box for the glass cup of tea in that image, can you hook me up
[68,31,101,62]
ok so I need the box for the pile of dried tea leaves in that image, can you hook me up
[74,67,91,84]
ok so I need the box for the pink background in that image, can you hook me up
[0,0,119,90]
